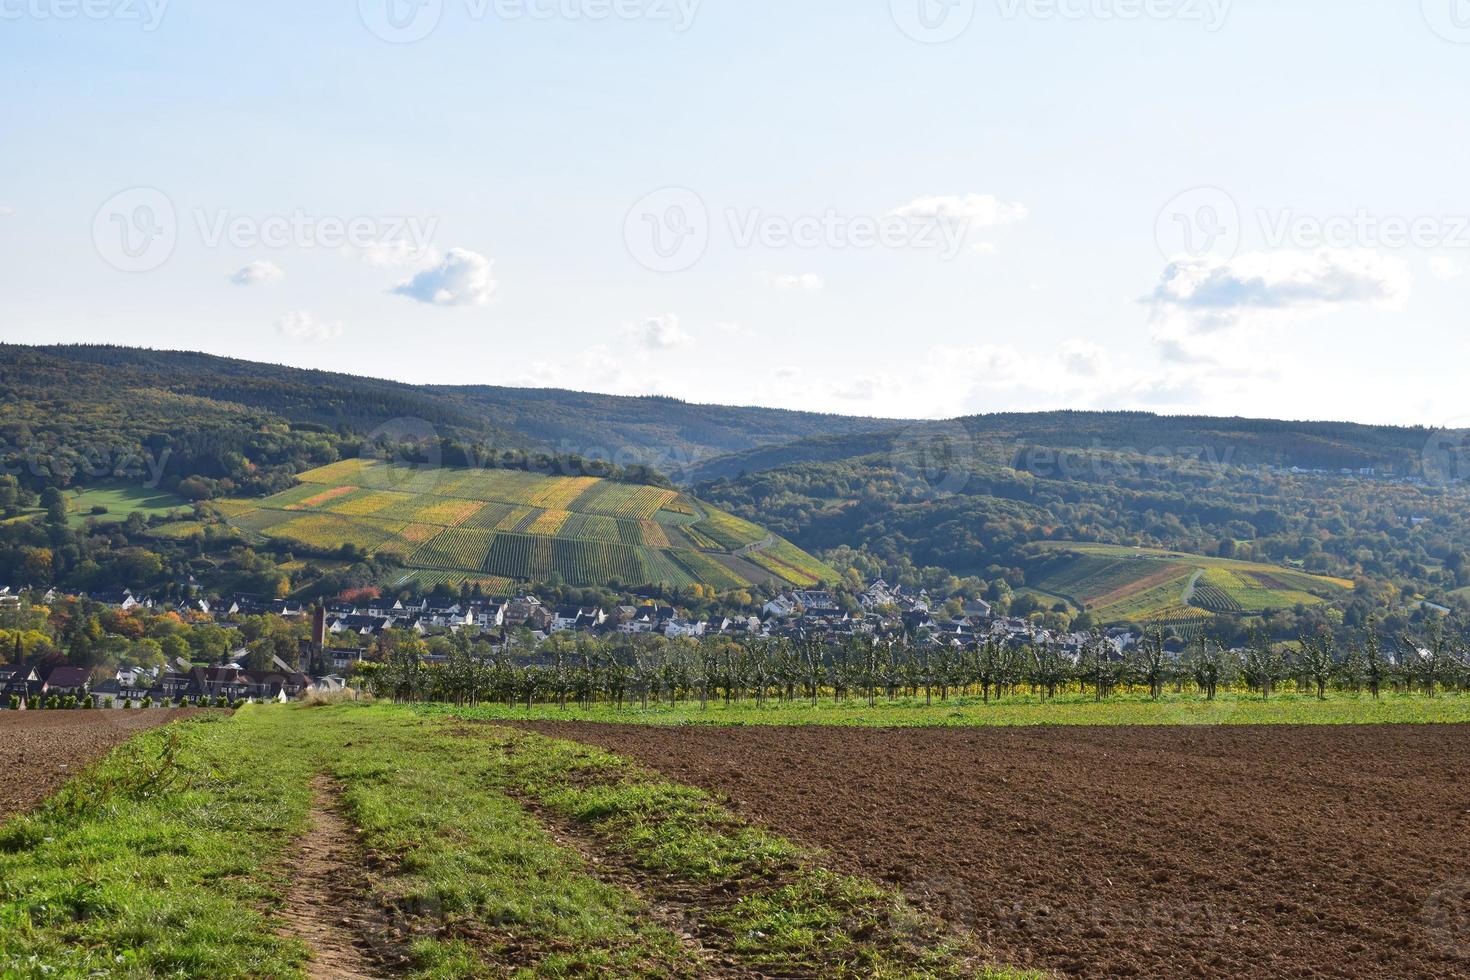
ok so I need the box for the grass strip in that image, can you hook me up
[0,707,700,978]
[0,713,314,977]
[323,707,701,978]
[428,691,1470,729]
[1,704,1035,978]
[464,723,1034,979]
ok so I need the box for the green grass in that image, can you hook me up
[461,723,1024,978]
[1,705,1026,979]
[58,484,193,528]
[0,713,311,977]
[427,691,1470,729]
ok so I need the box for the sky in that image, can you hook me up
[3,0,1470,426]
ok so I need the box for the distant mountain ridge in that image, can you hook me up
[686,411,1436,485]
[4,344,900,472]
[9,342,1467,621]
[6,345,1439,486]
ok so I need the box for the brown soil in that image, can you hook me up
[520,722,1470,979]
[277,777,391,979]
[0,709,199,819]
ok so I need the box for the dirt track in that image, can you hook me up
[277,777,388,979]
[0,710,199,819]
[523,723,1470,979]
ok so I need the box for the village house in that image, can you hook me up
[476,602,507,628]
[552,607,606,633]
[763,595,797,618]
[663,617,706,639]
[505,595,544,627]
[42,666,91,698]
[0,664,40,700]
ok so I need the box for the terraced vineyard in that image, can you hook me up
[215,460,837,591]
[1030,542,1352,628]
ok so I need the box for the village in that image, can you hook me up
[0,580,1142,709]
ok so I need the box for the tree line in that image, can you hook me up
[355,620,1470,709]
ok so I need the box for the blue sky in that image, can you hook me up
[3,0,1470,424]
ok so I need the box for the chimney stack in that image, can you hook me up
[312,605,326,651]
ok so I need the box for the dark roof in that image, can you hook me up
[44,666,92,689]
[191,667,249,685]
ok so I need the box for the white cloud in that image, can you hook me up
[276,310,344,342]
[761,271,825,293]
[392,247,498,307]
[625,314,692,350]
[1429,256,1466,281]
[888,193,1029,227]
[1148,249,1410,334]
[943,343,1028,378]
[1154,335,1218,366]
[833,375,898,401]
[831,338,1261,420]
[231,260,285,287]
[1059,339,1109,377]
[0,206,14,217]
[356,240,440,269]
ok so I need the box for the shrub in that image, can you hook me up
[44,695,59,710]
[103,697,114,709]
[141,695,153,709]
[62,695,77,710]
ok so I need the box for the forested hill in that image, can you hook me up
[2,344,522,444]
[3,347,1443,492]
[436,384,902,471]
[1,345,899,479]
[687,411,1437,484]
